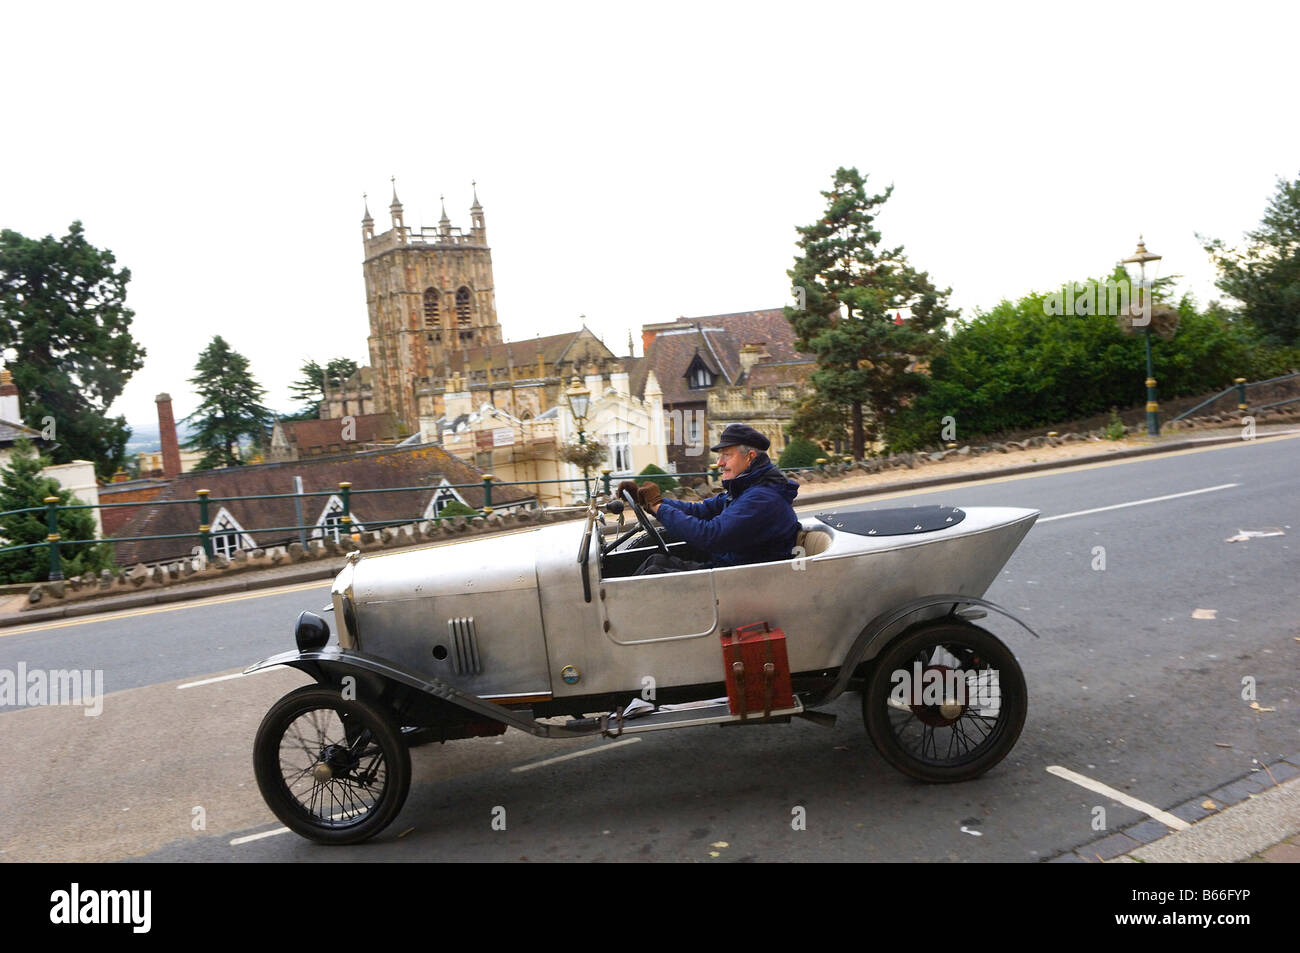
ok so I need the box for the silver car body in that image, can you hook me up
[325,506,1038,705]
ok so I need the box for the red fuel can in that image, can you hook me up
[721,622,794,718]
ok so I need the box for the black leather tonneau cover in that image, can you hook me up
[815,504,966,536]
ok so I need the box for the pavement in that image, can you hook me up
[1050,756,1300,863]
[5,420,1299,864]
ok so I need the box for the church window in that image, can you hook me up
[456,287,472,327]
[423,288,440,327]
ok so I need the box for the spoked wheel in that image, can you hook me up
[253,685,411,844]
[863,620,1027,783]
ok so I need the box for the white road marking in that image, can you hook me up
[177,665,285,690]
[230,826,291,845]
[1046,765,1190,830]
[510,737,641,773]
[1038,483,1239,523]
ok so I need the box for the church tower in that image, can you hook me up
[362,179,503,431]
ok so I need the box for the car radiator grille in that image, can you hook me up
[448,617,482,675]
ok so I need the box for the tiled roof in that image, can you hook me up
[738,361,817,389]
[108,444,535,566]
[275,413,400,452]
[445,327,618,378]
[0,417,43,444]
[636,309,813,405]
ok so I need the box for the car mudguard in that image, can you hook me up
[807,593,1041,708]
[245,647,595,738]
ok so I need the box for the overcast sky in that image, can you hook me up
[4,1,1297,432]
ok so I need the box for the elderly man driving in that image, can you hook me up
[619,424,800,575]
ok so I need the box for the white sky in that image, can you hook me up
[3,0,1297,432]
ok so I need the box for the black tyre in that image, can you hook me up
[863,621,1026,783]
[253,685,412,845]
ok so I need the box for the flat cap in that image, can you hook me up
[710,423,770,452]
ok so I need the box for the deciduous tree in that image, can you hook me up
[0,222,146,480]
[1202,173,1300,347]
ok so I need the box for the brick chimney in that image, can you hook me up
[739,343,770,377]
[155,393,182,479]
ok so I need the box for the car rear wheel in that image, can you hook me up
[862,621,1026,783]
[254,685,411,844]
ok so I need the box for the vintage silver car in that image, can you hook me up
[248,490,1040,844]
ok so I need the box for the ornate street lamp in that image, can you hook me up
[565,377,593,499]
[1122,236,1163,436]
[565,376,590,445]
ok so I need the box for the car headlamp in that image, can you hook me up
[295,610,330,652]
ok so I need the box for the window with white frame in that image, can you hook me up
[208,507,255,558]
[314,495,364,542]
[685,415,701,446]
[423,478,471,519]
[612,431,631,472]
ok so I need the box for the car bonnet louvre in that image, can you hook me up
[448,617,482,675]
[815,505,966,537]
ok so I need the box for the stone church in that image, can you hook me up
[362,183,622,433]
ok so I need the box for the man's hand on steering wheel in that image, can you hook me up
[618,480,669,555]
[636,480,662,515]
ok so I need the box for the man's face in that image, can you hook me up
[716,445,755,480]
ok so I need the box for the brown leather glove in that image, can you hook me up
[617,480,639,503]
[636,481,662,510]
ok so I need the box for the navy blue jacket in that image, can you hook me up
[654,454,800,568]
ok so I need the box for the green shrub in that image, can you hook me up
[636,463,678,492]
[436,499,479,519]
[883,273,1292,448]
[778,437,823,469]
[1104,410,1127,441]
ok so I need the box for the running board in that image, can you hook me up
[564,698,806,736]
[793,709,837,728]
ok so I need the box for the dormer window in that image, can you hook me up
[686,355,716,390]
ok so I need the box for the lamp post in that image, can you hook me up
[565,376,591,499]
[1122,235,1163,437]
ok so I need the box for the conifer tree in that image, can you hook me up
[182,336,273,470]
[785,167,956,458]
[0,438,110,583]
[287,357,360,419]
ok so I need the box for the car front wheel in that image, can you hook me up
[862,621,1027,783]
[253,685,411,844]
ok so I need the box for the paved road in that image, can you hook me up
[1,435,1296,862]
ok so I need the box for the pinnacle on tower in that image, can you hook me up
[361,193,373,225]
[388,177,405,235]
[439,195,450,224]
[471,180,482,210]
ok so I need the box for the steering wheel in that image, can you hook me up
[622,489,670,557]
